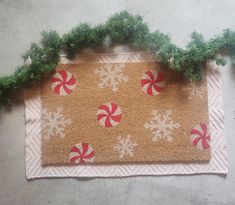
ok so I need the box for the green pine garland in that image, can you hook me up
[0,11,235,105]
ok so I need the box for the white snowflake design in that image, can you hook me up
[94,64,129,92]
[144,110,180,142]
[42,107,72,140]
[183,81,205,100]
[113,135,138,159]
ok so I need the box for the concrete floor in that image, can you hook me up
[0,0,235,204]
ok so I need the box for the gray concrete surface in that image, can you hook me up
[0,0,235,204]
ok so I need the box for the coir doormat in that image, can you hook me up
[39,52,211,166]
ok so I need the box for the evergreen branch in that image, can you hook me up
[0,11,235,105]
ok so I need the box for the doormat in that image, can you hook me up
[25,52,227,178]
[40,52,211,165]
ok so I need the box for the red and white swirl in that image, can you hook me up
[69,143,95,164]
[97,102,122,127]
[141,70,165,96]
[190,123,210,150]
[51,70,76,96]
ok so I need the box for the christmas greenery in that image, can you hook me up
[0,11,235,105]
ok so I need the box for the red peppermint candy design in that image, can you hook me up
[69,143,95,164]
[97,102,122,128]
[190,123,210,150]
[141,70,165,96]
[51,70,76,96]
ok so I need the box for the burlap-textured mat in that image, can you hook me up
[41,55,210,165]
